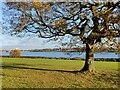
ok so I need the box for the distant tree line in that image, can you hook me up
[29,46,119,53]
[1,46,119,53]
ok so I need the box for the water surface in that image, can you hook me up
[0,52,119,59]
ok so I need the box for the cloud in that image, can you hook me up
[1,34,59,50]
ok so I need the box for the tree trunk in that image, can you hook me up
[81,43,95,72]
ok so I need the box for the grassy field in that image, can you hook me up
[1,57,119,88]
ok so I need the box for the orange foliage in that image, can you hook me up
[32,2,43,10]
[10,49,21,57]
[17,25,25,31]
[32,2,50,11]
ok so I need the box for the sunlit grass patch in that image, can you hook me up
[2,57,119,88]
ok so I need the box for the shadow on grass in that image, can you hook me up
[2,64,79,73]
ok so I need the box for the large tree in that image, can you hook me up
[6,1,120,72]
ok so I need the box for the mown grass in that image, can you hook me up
[1,57,119,88]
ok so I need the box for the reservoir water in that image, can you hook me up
[0,52,119,59]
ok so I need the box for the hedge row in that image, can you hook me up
[1,56,120,62]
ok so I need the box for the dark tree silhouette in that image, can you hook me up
[6,1,120,72]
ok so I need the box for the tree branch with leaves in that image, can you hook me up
[5,1,120,72]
